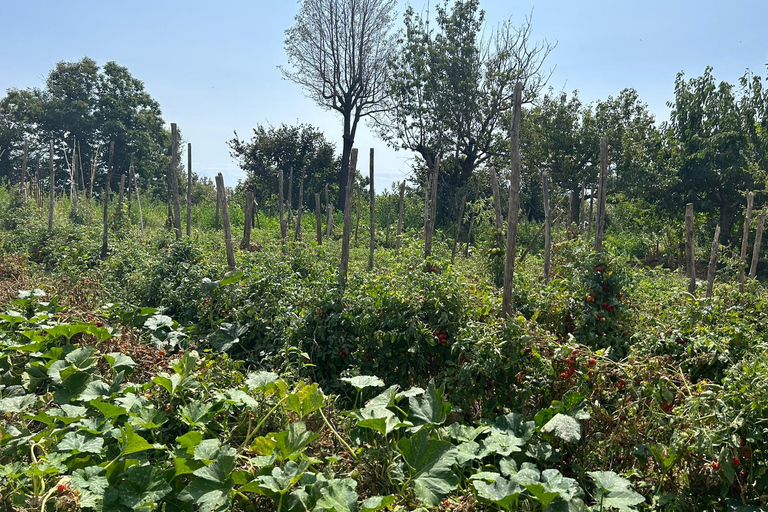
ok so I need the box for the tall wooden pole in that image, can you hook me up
[187,143,192,237]
[287,166,294,227]
[451,195,466,263]
[339,149,358,289]
[685,203,696,294]
[315,192,323,244]
[502,82,523,317]
[368,148,375,270]
[242,191,253,249]
[278,168,287,247]
[48,141,55,233]
[70,141,79,214]
[100,142,114,260]
[129,153,144,234]
[706,225,721,298]
[594,137,608,252]
[295,168,305,241]
[385,193,392,246]
[424,156,440,259]
[749,213,765,279]
[739,191,754,292]
[20,141,28,205]
[325,184,333,237]
[396,181,405,251]
[579,183,586,235]
[169,123,182,239]
[215,173,236,270]
[542,170,552,283]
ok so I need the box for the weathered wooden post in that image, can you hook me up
[424,156,440,259]
[315,192,323,244]
[339,149,358,288]
[685,203,696,294]
[368,148,375,270]
[566,189,573,234]
[706,225,721,298]
[215,190,220,230]
[739,191,754,292]
[594,137,608,252]
[354,186,361,244]
[287,166,294,228]
[396,181,405,251]
[502,82,523,318]
[451,195,466,263]
[587,186,594,240]
[129,153,144,234]
[77,142,85,192]
[70,142,79,215]
[187,143,192,237]
[278,168,287,247]
[20,141,28,205]
[242,191,254,249]
[88,144,100,202]
[48,141,55,233]
[542,170,552,283]
[385,193,392,247]
[169,123,182,240]
[579,183,586,235]
[215,173,236,270]
[295,168,305,241]
[100,142,114,260]
[325,184,333,237]
[490,168,504,233]
[749,213,765,279]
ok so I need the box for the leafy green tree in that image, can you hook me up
[375,0,554,208]
[228,123,339,208]
[669,67,765,243]
[282,0,397,211]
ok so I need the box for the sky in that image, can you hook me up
[1,0,767,191]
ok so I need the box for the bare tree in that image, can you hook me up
[282,0,396,211]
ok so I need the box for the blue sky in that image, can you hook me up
[1,0,766,191]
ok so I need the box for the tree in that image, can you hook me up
[282,0,397,211]
[669,67,765,244]
[0,58,169,197]
[229,123,338,208]
[375,0,554,205]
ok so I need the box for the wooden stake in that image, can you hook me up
[216,173,236,270]
[424,156,440,258]
[354,186,361,244]
[502,82,523,317]
[100,142,114,260]
[315,192,323,245]
[278,168,287,247]
[542,170,552,283]
[20,141,28,204]
[451,195,466,263]
[70,141,79,214]
[187,143,192,237]
[215,190,220,230]
[594,137,608,252]
[749,213,765,279]
[685,203,696,294]
[287,166,294,227]
[368,148,375,270]
[579,183,586,235]
[88,144,100,202]
[739,191,754,292]
[242,191,253,249]
[325,184,333,237]
[587,186,594,240]
[339,149,358,289]
[706,225,721,298]
[385,193,392,246]
[48,141,55,233]
[295,168,305,241]
[169,123,182,240]
[129,153,144,234]
[396,181,405,251]
[490,168,504,232]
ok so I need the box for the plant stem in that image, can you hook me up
[318,407,356,459]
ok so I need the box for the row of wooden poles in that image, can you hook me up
[687,192,766,298]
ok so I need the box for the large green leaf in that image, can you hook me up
[116,465,172,510]
[397,428,458,506]
[361,495,396,512]
[251,421,319,460]
[314,478,359,512]
[179,452,237,512]
[408,380,450,428]
[57,431,104,455]
[71,465,108,495]
[340,375,385,390]
[542,413,582,443]
[121,424,163,455]
[0,394,35,413]
[285,382,326,418]
[354,405,411,436]
[478,432,526,457]
[588,471,645,511]
[179,400,216,427]
[473,476,523,510]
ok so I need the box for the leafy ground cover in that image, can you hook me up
[1,197,767,511]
